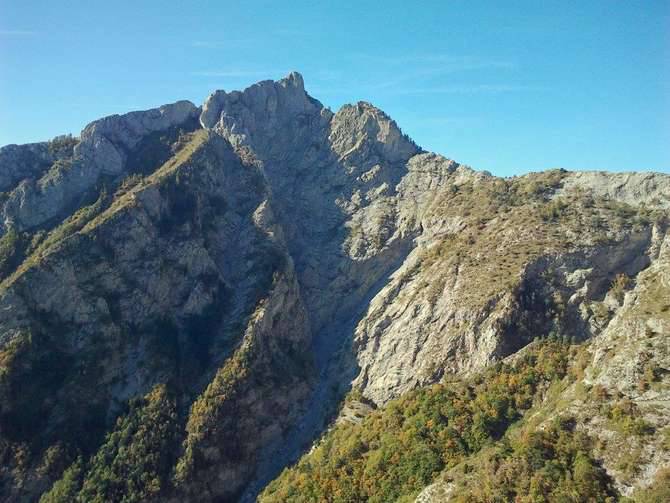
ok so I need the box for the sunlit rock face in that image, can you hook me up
[0,72,668,502]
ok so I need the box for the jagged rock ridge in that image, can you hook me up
[0,72,668,502]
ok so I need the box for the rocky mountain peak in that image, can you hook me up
[281,70,305,90]
[0,72,668,503]
[198,73,420,184]
[199,71,328,152]
[330,101,420,166]
[80,100,199,151]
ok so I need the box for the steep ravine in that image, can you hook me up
[239,239,414,502]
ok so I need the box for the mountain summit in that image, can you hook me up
[0,73,668,502]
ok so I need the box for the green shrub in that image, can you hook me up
[449,418,617,502]
[540,198,569,221]
[260,341,576,503]
[47,134,78,156]
[0,226,33,280]
[606,400,653,436]
[40,457,84,503]
[41,384,178,503]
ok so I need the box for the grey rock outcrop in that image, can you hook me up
[574,228,670,495]
[1,101,199,233]
[558,170,670,208]
[80,100,198,151]
[200,72,327,153]
[0,72,668,502]
[0,143,56,193]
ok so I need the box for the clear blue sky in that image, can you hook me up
[1,1,668,176]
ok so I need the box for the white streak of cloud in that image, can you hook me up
[0,29,35,36]
[352,53,517,72]
[191,40,249,49]
[191,70,268,78]
[313,83,543,97]
[396,84,540,95]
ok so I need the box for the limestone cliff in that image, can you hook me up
[0,72,668,502]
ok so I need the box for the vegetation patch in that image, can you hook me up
[41,384,178,503]
[260,341,581,502]
[447,417,618,502]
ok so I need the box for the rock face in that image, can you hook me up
[558,170,670,208]
[559,227,670,496]
[413,227,670,502]
[0,101,199,233]
[81,100,199,151]
[0,143,58,193]
[0,72,668,502]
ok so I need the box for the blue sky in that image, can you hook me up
[1,1,668,176]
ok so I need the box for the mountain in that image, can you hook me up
[0,72,668,502]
